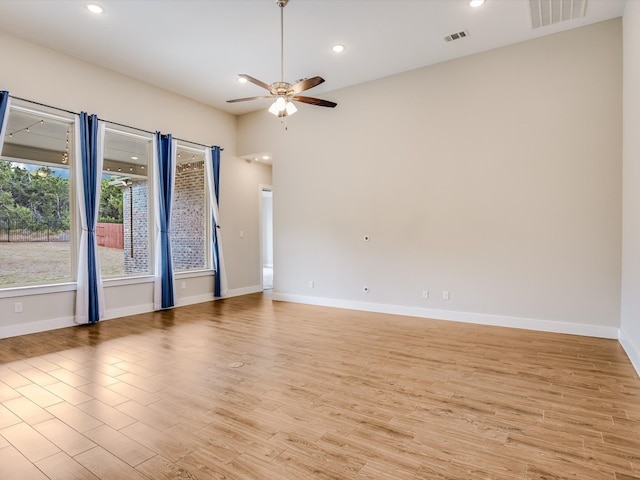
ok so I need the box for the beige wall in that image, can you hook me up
[0,30,234,145]
[621,3,640,374]
[0,30,271,337]
[238,19,622,336]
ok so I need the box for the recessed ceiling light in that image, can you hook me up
[261,155,270,160]
[332,44,345,53]
[87,4,104,14]
[131,156,138,160]
[238,76,248,84]
[469,0,485,7]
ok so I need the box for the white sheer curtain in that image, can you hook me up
[205,148,228,297]
[0,92,10,152]
[74,114,106,324]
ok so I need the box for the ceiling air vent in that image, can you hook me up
[529,0,587,29]
[444,30,469,43]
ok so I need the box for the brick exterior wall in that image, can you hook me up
[121,163,206,275]
[171,163,205,271]
[123,181,150,275]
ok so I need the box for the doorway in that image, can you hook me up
[260,187,273,290]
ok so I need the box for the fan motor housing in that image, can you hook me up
[270,81,292,96]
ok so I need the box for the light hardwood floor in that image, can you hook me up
[1,293,639,479]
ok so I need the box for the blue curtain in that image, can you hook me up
[77,112,104,324]
[205,147,227,298]
[155,132,175,309]
[211,146,222,297]
[0,91,9,150]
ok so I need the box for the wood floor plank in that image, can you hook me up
[35,451,100,480]
[76,399,136,430]
[115,399,180,431]
[0,379,21,403]
[47,368,92,388]
[45,402,103,433]
[13,367,57,386]
[2,396,54,425]
[120,421,193,462]
[134,455,179,480]
[77,382,129,406]
[0,445,49,480]
[33,418,97,457]
[0,422,60,462]
[15,383,64,408]
[0,368,31,388]
[0,402,22,429]
[43,381,93,406]
[84,424,156,467]
[106,380,161,405]
[74,446,150,480]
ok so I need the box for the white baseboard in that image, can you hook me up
[175,293,215,308]
[271,293,620,339]
[619,329,640,378]
[0,316,76,339]
[104,303,155,321]
[0,304,156,339]
[225,285,264,298]
[0,287,258,339]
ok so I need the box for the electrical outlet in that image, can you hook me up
[14,302,23,313]
[442,291,450,300]
[309,280,314,288]
[181,281,187,290]
[422,290,429,299]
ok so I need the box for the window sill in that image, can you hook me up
[0,282,76,299]
[0,271,214,298]
[175,269,215,279]
[102,275,155,288]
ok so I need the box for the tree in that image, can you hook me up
[0,161,70,231]
[0,162,126,229]
[99,177,123,223]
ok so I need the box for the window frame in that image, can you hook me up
[172,142,211,274]
[0,102,77,290]
[100,126,154,281]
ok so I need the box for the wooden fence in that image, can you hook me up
[96,223,124,249]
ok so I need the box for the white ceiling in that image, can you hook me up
[0,0,626,116]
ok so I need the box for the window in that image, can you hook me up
[99,128,152,278]
[0,105,74,288]
[0,99,214,291]
[171,145,207,271]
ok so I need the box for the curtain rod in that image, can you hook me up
[8,95,223,151]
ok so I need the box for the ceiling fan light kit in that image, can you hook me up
[227,0,337,122]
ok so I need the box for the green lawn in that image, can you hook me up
[0,242,126,287]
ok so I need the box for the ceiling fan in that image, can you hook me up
[226,0,337,118]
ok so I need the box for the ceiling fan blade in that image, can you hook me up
[226,95,274,104]
[238,74,272,91]
[291,76,325,93]
[293,95,337,108]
